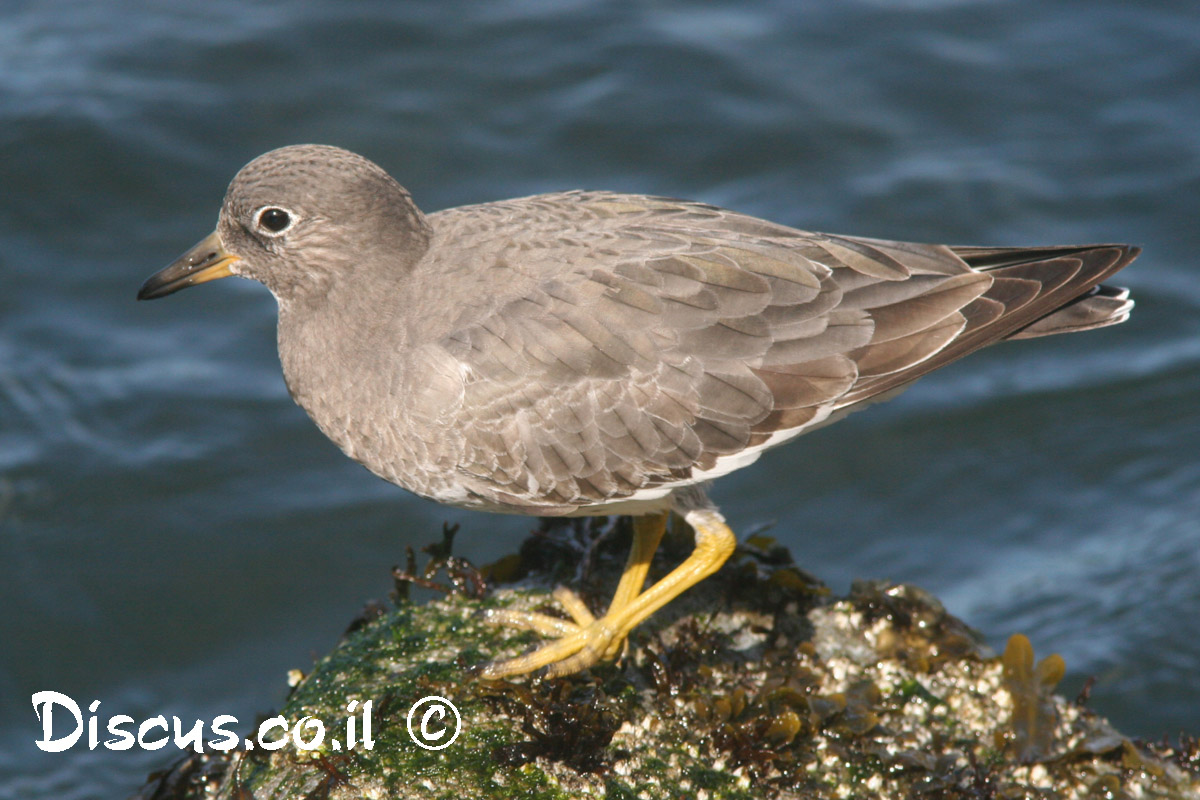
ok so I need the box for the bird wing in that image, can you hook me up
[422,192,1134,513]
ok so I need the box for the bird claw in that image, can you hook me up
[477,591,624,679]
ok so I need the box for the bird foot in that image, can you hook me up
[477,586,628,678]
[474,508,735,680]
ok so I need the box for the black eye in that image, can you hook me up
[258,207,291,233]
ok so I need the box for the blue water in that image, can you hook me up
[1,1,1198,797]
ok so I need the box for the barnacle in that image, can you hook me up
[849,580,985,671]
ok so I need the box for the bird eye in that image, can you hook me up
[256,207,293,234]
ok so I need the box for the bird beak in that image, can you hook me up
[137,231,241,300]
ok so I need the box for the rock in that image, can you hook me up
[134,519,1200,799]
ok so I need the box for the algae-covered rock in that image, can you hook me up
[135,519,1200,799]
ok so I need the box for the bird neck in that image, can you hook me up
[274,281,411,457]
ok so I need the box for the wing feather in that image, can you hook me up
[419,192,1136,512]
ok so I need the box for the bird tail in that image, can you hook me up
[951,244,1139,340]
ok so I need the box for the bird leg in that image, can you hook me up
[478,507,736,679]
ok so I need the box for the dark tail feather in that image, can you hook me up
[953,244,1139,340]
[1005,283,1133,339]
[836,244,1139,406]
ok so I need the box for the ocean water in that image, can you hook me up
[1,1,1198,797]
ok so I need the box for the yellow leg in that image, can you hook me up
[596,513,668,660]
[609,513,669,612]
[479,508,736,679]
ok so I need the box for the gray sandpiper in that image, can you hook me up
[139,144,1137,679]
